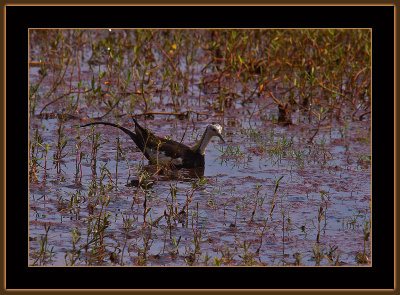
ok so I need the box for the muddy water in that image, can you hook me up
[28,30,371,266]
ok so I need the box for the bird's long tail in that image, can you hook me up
[80,122,137,142]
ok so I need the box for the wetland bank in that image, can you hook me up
[29,29,371,266]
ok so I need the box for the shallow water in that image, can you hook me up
[28,29,371,266]
[29,113,371,266]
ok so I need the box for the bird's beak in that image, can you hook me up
[218,133,225,143]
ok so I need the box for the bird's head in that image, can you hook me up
[207,123,225,143]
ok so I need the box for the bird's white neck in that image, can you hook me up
[192,129,214,155]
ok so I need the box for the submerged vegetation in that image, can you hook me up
[29,29,371,266]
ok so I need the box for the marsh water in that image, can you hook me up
[29,29,371,266]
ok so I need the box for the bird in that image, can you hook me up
[80,118,225,169]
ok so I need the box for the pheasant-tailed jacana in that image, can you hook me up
[80,118,225,169]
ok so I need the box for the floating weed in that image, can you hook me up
[217,144,245,159]
[270,175,284,218]
[213,256,223,266]
[52,122,70,175]
[356,221,371,265]
[312,244,324,266]
[86,195,111,265]
[74,132,83,185]
[169,235,181,258]
[29,129,44,183]
[355,153,371,169]
[250,183,263,222]
[323,245,341,266]
[31,224,54,266]
[241,126,264,143]
[218,246,237,266]
[235,238,256,266]
[65,227,82,266]
[67,190,84,220]
[133,227,154,265]
[315,206,324,243]
[310,191,330,243]
[293,252,303,266]
[202,252,212,266]
[185,222,205,265]
[121,211,137,232]
[255,217,269,255]
[342,212,365,230]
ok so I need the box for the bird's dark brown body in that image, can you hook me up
[80,118,224,169]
